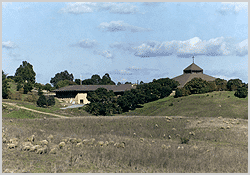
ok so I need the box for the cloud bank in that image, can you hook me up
[60,2,139,15]
[99,21,152,32]
[134,37,248,58]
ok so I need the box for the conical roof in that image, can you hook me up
[184,63,203,71]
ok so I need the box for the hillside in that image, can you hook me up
[122,91,248,119]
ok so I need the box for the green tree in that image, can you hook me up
[43,83,52,91]
[152,78,180,89]
[75,79,81,85]
[214,78,227,91]
[14,61,36,84]
[23,82,33,94]
[117,82,122,85]
[16,82,22,91]
[184,78,210,94]
[47,96,55,106]
[85,88,119,116]
[56,80,71,89]
[101,73,115,85]
[2,70,10,99]
[234,87,248,98]
[207,81,217,92]
[125,82,132,84]
[50,70,74,87]
[227,79,243,91]
[37,95,47,107]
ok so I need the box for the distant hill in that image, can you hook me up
[121,91,248,119]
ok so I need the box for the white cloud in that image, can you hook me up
[59,2,139,15]
[109,42,136,53]
[99,21,152,32]
[93,50,114,59]
[134,37,248,58]
[2,41,17,49]
[218,2,248,15]
[235,39,248,57]
[59,2,95,14]
[70,39,98,48]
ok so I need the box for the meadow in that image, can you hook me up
[2,84,248,173]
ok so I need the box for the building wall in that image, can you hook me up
[75,93,90,104]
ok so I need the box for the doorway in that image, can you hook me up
[80,100,83,104]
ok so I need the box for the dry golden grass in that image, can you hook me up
[2,115,248,173]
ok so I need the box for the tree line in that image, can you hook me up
[2,61,248,112]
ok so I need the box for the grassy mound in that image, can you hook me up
[122,91,248,119]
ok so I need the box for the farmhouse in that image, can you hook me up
[52,84,136,104]
[172,62,216,88]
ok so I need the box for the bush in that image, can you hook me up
[234,87,248,98]
[10,91,22,100]
[24,93,38,103]
[37,95,47,107]
[47,96,55,106]
[174,88,183,98]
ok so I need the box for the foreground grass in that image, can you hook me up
[123,91,248,119]
[2,115,248,173]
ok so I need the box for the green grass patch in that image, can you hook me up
[122,91,248,119]
[3,109,41,119]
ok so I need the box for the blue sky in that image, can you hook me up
[2,2,248,85]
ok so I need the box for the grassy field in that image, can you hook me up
[122,91,248,119]
[2,83,248,173]
[2,113,248,173]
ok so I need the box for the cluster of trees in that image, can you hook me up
[174,78,248,98]
[84,78,179,116]
[79,73,116,85]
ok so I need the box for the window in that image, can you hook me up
[80,99,83,104]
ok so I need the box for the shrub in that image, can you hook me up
[234,87,248,98]
[24,93,38,103]
[47,96,55,106]
[10,91,22,100]
[174,88,183,98]
[37,95,47,107]
[169,102,173,106]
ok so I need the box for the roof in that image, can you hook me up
[172,73,216,88]
[52,84,136,93]
[184,63,203,71]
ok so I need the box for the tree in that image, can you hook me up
[234,87,248,98]
[43,83,52,91]
[37,95,55,107]
[55,80,71,89]
[23,82,33,94]
[16,82,22,91]
[117,82,122,85]
[2,70,10,99]
[14,61,36,84]
[85,88,120,116]
[101,73,115,85]
[37,95,47,107]
[152,78,180,89]
[207,81,217,92]
[125,82,132,84]
[50,70,74,87]
[47,96,55,106]
[214,78,227,91]
[183,78,210,94]
[227,79,243,91]
[75,79,81,85]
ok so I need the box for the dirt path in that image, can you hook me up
[2,102,69,119]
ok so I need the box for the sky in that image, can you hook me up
[2,2,248,85]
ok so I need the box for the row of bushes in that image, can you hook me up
[84,78,179,116]
[174,78,248,98]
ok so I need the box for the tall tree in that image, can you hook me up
[14,61,36,84]
[101,73,115,85]
[50,70,74,87]
[2,70,10,99]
